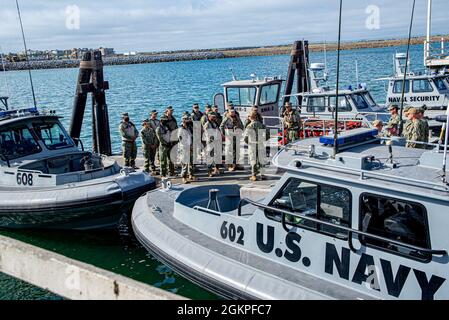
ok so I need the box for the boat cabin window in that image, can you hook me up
[0,126,41,159]
[259,84,280,105]
[412,79,434,93]
[433,78,447,92]
[329,95,352,112]
[226,87,256,107]
[306,97,326,113]
[33,122,73,150]
[393,80,410,94]
[359,193,430,261]
[266,178,351,239]
[352,93,371,110]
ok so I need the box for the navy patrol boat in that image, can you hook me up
[0,105,155,229]
[379,53,449,116]
[132,128,449,300]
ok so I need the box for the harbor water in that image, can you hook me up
[0,44,426,300]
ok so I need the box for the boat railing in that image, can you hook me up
[193,206,221,216]
[272,147,449,192]
[237,197,447,258]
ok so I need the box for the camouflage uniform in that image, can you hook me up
[404,119,427,149]
[178,125,193,179]
[386,114,401,133]
[119,121,139,167]
[220,114,244,168]
[148,117,161,165]
[244,112,263,128]
[165,115,178,175]
[244,120,267,177]
[140,125,158,172]
[283,109,302,143]
[191,110,203,122]
[156,121,172,177]
[203,118,221,174]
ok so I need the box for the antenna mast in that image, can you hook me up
[398,0,416,136]
[15,0,37,109]
[333,0,343,158]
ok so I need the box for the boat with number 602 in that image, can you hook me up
[132,128,449,300]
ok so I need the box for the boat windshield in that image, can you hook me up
[226,87,256,107]
[434,77,448,92]
[0,125,41,159]
[352,93,377,111]
[33,122,73,150]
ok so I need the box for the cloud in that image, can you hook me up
[1,0,447,53]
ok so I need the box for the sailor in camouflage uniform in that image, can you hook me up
[201,105,212,126]
[156,116,172,178]
[244,106,263,128]
[141,119,158,173]
[403,108,427,149]
[283,103,302,144]
[213,105,223,125]
[203,112,221,177]
[244,112,267,181]
[191,104,203,122]
[220,107,244,172]
[417,106,429,143]
[178,114,196,184]
[386,105,401,135]
[119,113,139,168]
[148,110,161,168]
[165,106,178,176]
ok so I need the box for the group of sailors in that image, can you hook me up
[118,103,269,183]
[373,104,430,148]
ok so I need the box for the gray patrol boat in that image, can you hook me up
[132,127,449,300]
[0,104,155,230]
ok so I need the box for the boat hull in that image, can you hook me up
[132,187,373,300]
[0,173,156,230]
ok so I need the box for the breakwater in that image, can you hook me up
[1,51,226,71]
[2,35,447,72]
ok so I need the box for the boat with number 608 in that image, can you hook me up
[0,105,155,229]
[132,128,449,300]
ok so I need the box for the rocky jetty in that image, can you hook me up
[1,51,226,71]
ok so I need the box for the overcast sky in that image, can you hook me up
[0,0,448,53]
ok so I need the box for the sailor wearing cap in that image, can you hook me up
[163,106,178,176]
[156,115,173,178]
[203,111,221,177]
[148,110,160,131]
[283,102,302,144]
[201,105,212,126]
[403,107,427,149]
[220,106,244,172]
[119,113,139,168]
[417,105,429,143]
[244,106,263,129]
[386,105,400,134]
[213,105,223,125]
[191,104,203,122]
[141,119,158,173]
[178,114,196,184]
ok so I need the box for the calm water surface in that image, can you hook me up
[0,44,426,299]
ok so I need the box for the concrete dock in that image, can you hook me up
[0,235,185,300]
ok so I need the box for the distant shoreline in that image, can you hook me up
[1,35,446,72]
